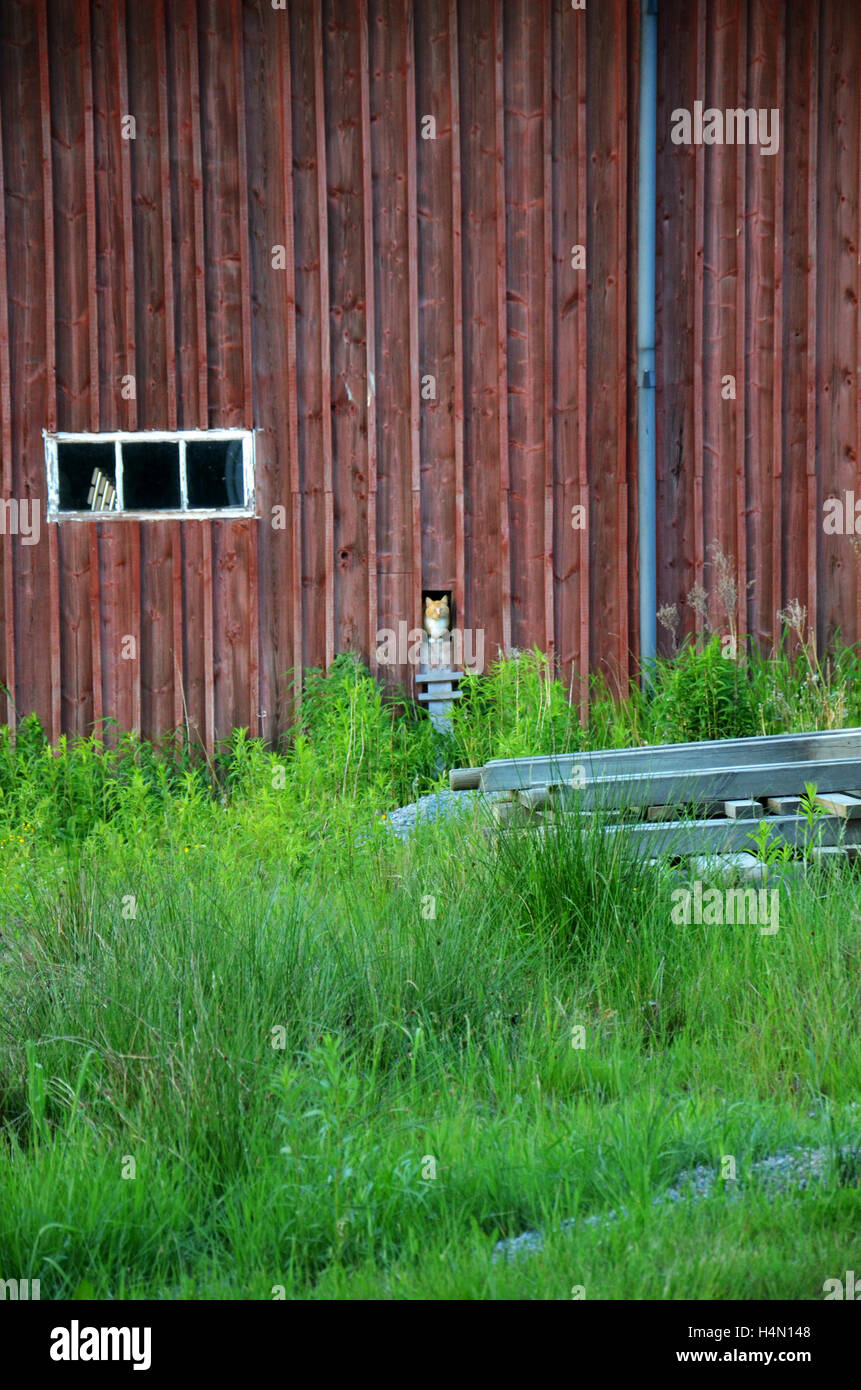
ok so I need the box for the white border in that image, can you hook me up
[43,429,257,520]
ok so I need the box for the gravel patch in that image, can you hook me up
[492,1144,861,1263]
[375,788,483,841]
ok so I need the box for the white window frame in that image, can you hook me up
[44,429,257,521]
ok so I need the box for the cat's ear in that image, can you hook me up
[425,596,432,610]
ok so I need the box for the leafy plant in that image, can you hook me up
[648,632,759,744]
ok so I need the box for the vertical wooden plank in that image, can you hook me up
[290,1,326,676]
[155,0,177,433]
[282,5,303,704]
[779,0,813,643]
[493,0,512,654]
[179,523,209,752]
[126,0,175,739]
[414,0,456,621]
[370,0,416,683]
[693,0,706,621]
[449,0,466,632]
[553,0,589,697]
[324,0,371,667]
[805,7,819,650]
[745,0,783,645]
[232,0,258,730]
[92,0,134,431]
[576,0,588,697]
[816,0,858,654]
[405,0,422,664]
[625,0,640,669]
[313,0,335,669]
[233,0,254,432]
[202,522,215,756]
[243,0,301,735]
[131,520,141,735]
[82,4,99,433]
[614,0,628,685]
[655,0,698,649]
[50,0,98,737]
[771,5,784,639]
[88,524,102,730]
[81,0,102,731]
[198,0,254,738]
[190,7,208,427]
[140,523,176,738]
[504,0,549,655]
[586,0,628,689]
[171,520,183,732]
[37,0,61,743]
[459,0,507,664]
[702,0,742,638]
[117,0,137,433]
[542,0,555,662]
[0,69,15,726]
[247,519,260,734]
[92,0,137,736]
[359,0,377,672]
[734,0,747,642]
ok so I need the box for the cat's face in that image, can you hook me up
[425,597,449,621]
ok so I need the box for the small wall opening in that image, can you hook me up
[421,589,453,637]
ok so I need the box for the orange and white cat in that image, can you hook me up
[423,595,451,639]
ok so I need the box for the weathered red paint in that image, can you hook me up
[0,1,858,744]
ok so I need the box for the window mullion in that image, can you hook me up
[115,440,124,511]
[179,439,188,511]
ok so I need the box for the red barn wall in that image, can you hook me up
[0,0,857,745]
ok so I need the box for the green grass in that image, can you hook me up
[1,631,860,1300]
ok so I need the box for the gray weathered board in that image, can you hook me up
[452,728,861,863]
[499,757,861,813]
[491,813,861,858]
[476,728,861,794]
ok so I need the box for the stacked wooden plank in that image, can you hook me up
[450,729,861,862]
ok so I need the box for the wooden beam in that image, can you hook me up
[734,0,748,641]
[805,6,819,647]
[280,3,303,697]
[449,0,465,632]
[576,0,588,711]
[405,0,422,674]
[155,0,177,431]
[233,0,254,429]
[772,11,785,634]
[693,0,706,615]
[202,521,214,758]
[312,0,334,668]
[0,69,15,727]
[479,727,861,793]
[116,0,137,431]
[542,0,555,661]
[493,0,511,654]
[38,0,61,743]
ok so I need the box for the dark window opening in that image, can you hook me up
[58,442,117,511]
[122,441,181,510]
[186,439,244,509]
